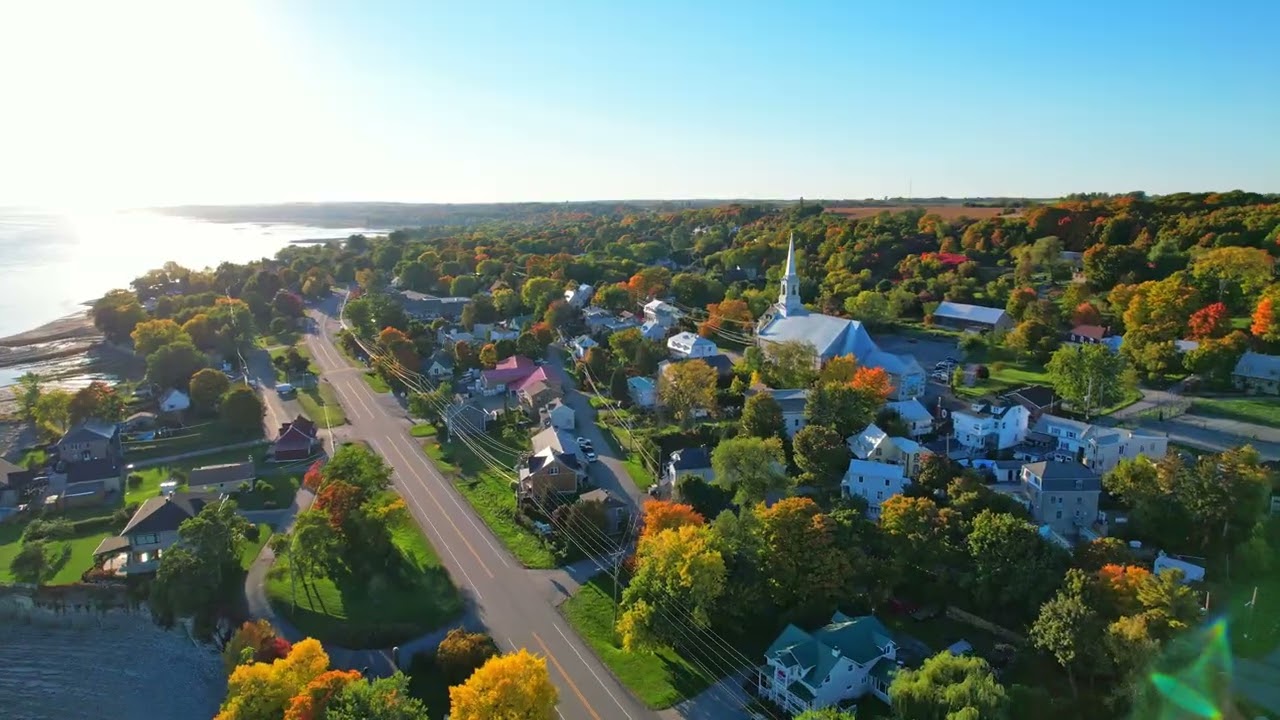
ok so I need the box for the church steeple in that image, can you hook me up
[778,232,804,316]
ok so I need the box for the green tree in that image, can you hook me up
[92,289,148,342]
[131,318,192,356]
[796,710,857,720]
[890,652,1010,720]
[617,525,726,651]
[740,392,785,439]
[1030,569,1103,697]
[1046,344,1134,418]
[594,283,632,313]
[151,500,250,624]
[15,372,43,421]
[754,497,854,618]
[68,381,126,424]
[711,436,786,505]
[966,510,1068,623]
[541,299,575,332]
[843,291,891,326]
[189,368,231,413]
[10,540,55,584]
[147,341,206,389]
[520,277,562,317]
[435,628,500,684]
[323,443,394,497]
[658,359,718,427]
[792,424,849,494]
[805,382,878,438]
[324,673,430,720]
[763,340,818,388]
[219,385,264,431]
[32,388,74,438]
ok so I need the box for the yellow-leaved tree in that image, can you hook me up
[448,649,558,720]
[216,637,330,720]
[616,524,726,651]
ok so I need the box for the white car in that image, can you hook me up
[576,437,591,448]
[585,451,599,463]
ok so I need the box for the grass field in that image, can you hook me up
[0,513,114,585]
[410,424,437,438]
[296,382,347,426]
[422,438,556,569]
[362,371,392,393]
[240,523,272,570]
[560,575,721,709]
[125,448,263,505]
[1189,396,1280,427]
[122,425,265,462]
[268,344,315,381]
[236,474,301,511]
[266,511,462,648]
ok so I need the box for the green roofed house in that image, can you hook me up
[757,611,899,715]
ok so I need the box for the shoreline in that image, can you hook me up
[0,310,102,369]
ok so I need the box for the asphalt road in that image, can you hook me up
[303,293,656,720]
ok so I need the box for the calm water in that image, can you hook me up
[0,207,376,339]
[0,208,378,386]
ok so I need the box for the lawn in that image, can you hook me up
[266,510,462,648]
[560,575,723,709]
[422,438,557,569]
[258,331,301,349]
[122,425,265,463]
[124,447,263,505]
[240,523,272,570]
[362,371,392,393]
[0,511,115,585]
[268,343,315,381]
[296,382,347,426]
[1189,396,1280,427]
[236,473,302,511]
[410,423,437,438]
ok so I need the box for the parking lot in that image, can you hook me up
[876,333,960,370]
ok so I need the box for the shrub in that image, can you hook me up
[243,524,261,543]
[255,481,274,497]
[127,473,144,489]
[976,364,991,380]
[237,481,251,494]
[263,500,277,509]
[70,516,118,535]
[435,629,500,683]
[22,518,75,542]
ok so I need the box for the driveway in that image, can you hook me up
[547,349,647,509]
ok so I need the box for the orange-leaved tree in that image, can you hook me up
[222,619,293,673]
[448,649,558,720]
[1071,302,1102,327]
[314,480,363,532]
[283,669,361,720]
[217,638,330,720]
[639,499,704,540]
[1252,287,1280,343]
[850,366,894,404]
[1186,301,1230,340]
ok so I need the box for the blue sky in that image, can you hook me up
[2,0,1277,206]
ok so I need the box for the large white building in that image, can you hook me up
[1027,414,1168,475]
[950,401,1030,454]
[667,331,718,359]
[755,234,925,400]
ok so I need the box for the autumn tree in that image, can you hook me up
[1071,302,1102,327]
[1189,246,1275,312]
[223,619,293,673]
[436,629,500,683]
[890,652,1011,720]
[216,638,330,720]
[754,497,853,619]
[68,380,125,424]
[639,499,705,540]
[283,669,362,720]
[698,298,752,339]
[617,524,726,651]
[817,354,857,385]
[478,343,498,369]
[189,368,231,413]
[131,318,191,356]
[657,359,717,427]
[92,289,148,342]
[448,649,558,720]
[711,436,787,505]
[879,495,961,589]
[32,389,73,438]
[1183,331,1249,387]
[740,392,785,439]
[1251,285,1280,343]
[1186,301,1230,340]
[1005,286,1039,322]
[324,673,430,720]
[849,366,894,404]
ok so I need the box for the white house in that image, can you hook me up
[627,376,657,409]
[842,459,910,519]
[950,401,1030,454]
[564,283,594,308]
[569,335,599,360]
[541,398,576,430]
[583,306,614,332]
[884,398,933,437]
[846,424,930,478]
[639,320,668,342]
[667,332,717,359]
[758,612,898,715]
[643,299,681,328]
[1028,414,1168,474]
[159,389,190,414]
[426,350,455,379]
[1154,552,1206,584]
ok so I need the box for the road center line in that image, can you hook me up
[387,441,496,579]
[533,631,602,720]
[552,621,634,719]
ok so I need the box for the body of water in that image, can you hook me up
[0,207,377,339]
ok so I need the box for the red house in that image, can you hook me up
[272,415,319,462]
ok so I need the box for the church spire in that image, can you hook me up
[777,232,804,316]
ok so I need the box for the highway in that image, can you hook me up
[302,293,657,720]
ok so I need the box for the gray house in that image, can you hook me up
[187,461,256,494]
[93,492,220,575]
[664,447,713,492]
[1233,351,1280,396]
[1020,461,1101,536]
[57,419,120,463]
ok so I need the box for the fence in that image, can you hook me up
[945,605,1027,645]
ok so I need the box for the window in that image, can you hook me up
[548,465,559,475]
[884,478,890,487]
[1077,496,1083,504]
[1056,510,1063,519]
[793,419,801,427]
[876,491,883,500]
[133,533,160,546]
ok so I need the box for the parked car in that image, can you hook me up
[276,383,296,397]
[576,437,592,449]
[585,451,599,463]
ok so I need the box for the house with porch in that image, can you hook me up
[92,491,220,575]
[639,320,667,342]
[540,399,576,430]
[662,446,713,495]
[758,612,898,715]
[642,299,680,328]
[564,283,594,308]
[579,487,630,535]
[667,332,717,359]
[569,335,599,360]
[1020,461,1102,536]
[746,386,810,438]
[1233,351,1280,395]
[159,388,191,414]
[950,401,1030,455]
[271,416,319,462]
[480,355,537,395]
[518,427,587,502]
[583,306,614,333]
[426,350,455,380]
[518,379,563,417]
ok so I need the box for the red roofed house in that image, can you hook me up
[479,355,536,396]
[272,415,319,462]
[1069,324,1111,344]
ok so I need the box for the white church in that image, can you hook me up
[756,234,925,400]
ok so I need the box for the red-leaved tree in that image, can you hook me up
[1187,302,1230,340]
